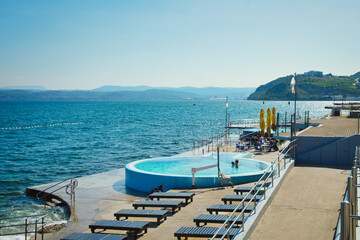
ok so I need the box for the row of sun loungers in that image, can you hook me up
[174,182,271,240]
[61,183,270,239]
[61,191,195,240]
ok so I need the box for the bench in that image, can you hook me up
[222,194,262,204]
[148,192,195,204]
[61,233,126,240]
[174,226,239,240]
[207,204,255,214]
[234,182,271,195]
[193,214,243,227]
[114,209,169,225]
[133,200,183,213]
[89,220,149,239]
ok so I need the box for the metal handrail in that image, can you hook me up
[0,214,47,239]
[336,146,359,240]
[36,178,78,200]
[210,140,296,240]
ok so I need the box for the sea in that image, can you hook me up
[0,100,331,236]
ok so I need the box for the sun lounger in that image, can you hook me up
[89,220,149,239]
[222,194,262,204]
[207,204,254,214]
[193,214,243,227]
[114,209,169,225]
[234,182,271,195]
[133,200,183,213]
[174,226,239,240]
[61,233,126,240]
[148,192,195,204]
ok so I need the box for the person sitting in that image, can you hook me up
[149,184,164,195]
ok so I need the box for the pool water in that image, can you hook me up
[134,153,268,176]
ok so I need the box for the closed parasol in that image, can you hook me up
[271,107,277,131]
[259,109,265,137]
[266,108,271,135]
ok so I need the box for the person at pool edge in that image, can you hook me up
[235,159,239,168]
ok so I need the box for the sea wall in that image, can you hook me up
[296,135,360,167]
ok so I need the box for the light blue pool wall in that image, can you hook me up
[125,153,271,193]
[125,169,266,193]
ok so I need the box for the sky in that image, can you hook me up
[0,0,359,90]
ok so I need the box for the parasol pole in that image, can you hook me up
[217,146,220,179]
[293,73,297,159]
[225,96,228,145]
[294,73,297,138]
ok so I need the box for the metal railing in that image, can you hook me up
[192,130,228,155]
[210,139,297,240]
[336,146,360,240]
[0,214,47,240]
[229,119,260,128]
[36,178,78,204]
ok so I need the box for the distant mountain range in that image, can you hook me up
[0,86,255,101]
[248,71,360,100]
[0,85,48,91]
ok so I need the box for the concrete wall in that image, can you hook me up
[296,135,360,167]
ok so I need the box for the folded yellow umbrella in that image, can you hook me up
[259,109,265,137]
[266,108,271,135]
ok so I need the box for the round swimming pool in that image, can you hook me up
[125,152,270,192]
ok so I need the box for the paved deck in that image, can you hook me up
[300,117,359,137]
[248,166,350,240]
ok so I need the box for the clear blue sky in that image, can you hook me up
[1,0,359,90]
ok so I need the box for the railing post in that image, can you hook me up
[24,218,28,240]
[341,200,350,240]
[277,162,280,177]
[348,176,354,240]
[271,165,274,187]
[35,219,38,240]
[263,185,266,200]
[242,201,245,231]
[352,166,358,227]
[42,216,45,240]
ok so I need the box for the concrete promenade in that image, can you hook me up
[248,166,349,240]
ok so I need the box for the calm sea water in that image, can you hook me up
[0,100,331,228]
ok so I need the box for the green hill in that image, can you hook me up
[247,71,360,100]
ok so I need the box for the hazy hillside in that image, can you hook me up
[93,86,255,99]
[247,71,360,100]
[0,89,200,101]
[0,85,48,91]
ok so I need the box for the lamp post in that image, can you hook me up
[225,96,228,145]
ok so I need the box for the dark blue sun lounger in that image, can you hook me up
[207,204,255,214]
[148,192,195,204]
[89,220,149,238]
[193,214,243,227]
[174,226,239,240]
[114,209,169,225]
[61,233,126,240]
[234,182,271,195]
[133,200,183,213]
[222,194,262,204]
